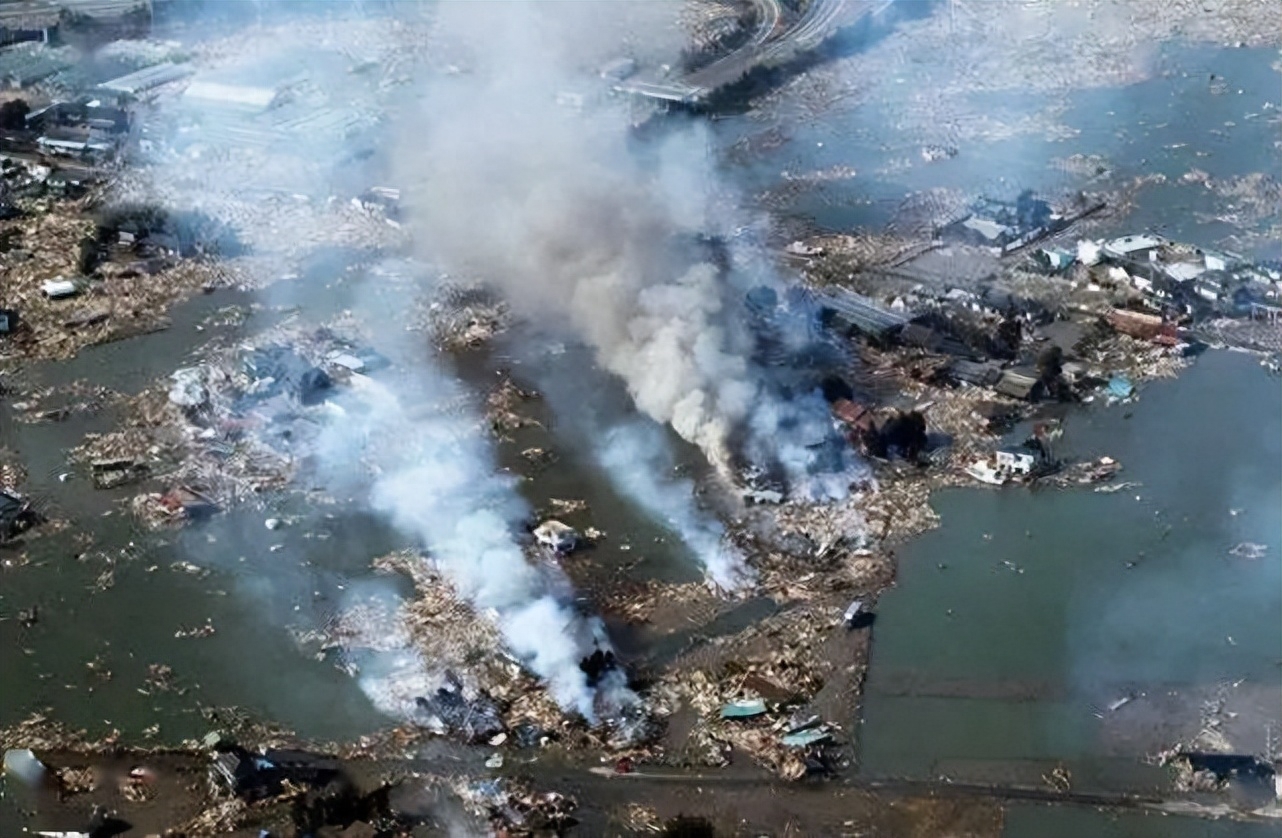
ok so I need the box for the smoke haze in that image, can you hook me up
[395,3,863,503]
[317,371,630,720]
[596,420,754,590]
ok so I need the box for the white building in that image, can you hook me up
[1102,234,1165,262]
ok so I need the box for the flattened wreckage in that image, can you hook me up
[211,744,344,802]
[413,674,505,743]
[0,490,40,541]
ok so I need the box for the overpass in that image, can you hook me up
[614,0,890,105]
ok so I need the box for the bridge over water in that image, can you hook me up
[614,0,892,105]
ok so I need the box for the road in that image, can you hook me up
[615,0,889,104]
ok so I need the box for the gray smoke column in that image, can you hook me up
[318,371,628,720]
[395,3,860,498]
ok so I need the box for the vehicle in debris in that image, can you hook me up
[533,519,578,554]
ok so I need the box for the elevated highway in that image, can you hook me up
[614,0,890,105]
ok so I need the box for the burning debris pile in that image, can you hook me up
[486,375,542,438]
[65,317,389,526]
[454,777,579,836]
[309,364,654,739]
[393,4,865,508]
[410,281,512,352]
[310,549,570,743]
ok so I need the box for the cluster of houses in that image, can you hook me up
[1036,233,1282,320]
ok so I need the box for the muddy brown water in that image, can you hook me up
[2,23,1279,838]
[712,42,1281,258]
[859,350,1282,798]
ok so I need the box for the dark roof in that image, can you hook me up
[813,287,909,337]
[897,322,942,351]
[949,359,1001,386]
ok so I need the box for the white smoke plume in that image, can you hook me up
[395,3,862,501]
[318,371,629,720]
[596,421,755,591]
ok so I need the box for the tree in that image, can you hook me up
[994,314,1022,359]
[0,99,30,130]
[882,410,928,461]
[1037,345,1064,384]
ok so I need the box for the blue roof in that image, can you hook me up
[720,699,767,719]
[781,727,832,748]
[1107,376,1134,398]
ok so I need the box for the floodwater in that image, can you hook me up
[1001,803,1282,838]
[860,350,1282,793]
[711,41,1280,256]
[1,10,1279,836]
[0,287,398,744]
[0,270,711,745]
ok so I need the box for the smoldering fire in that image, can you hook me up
[316,372,634,722]
[395,3,866,513]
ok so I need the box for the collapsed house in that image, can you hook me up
[412,673,505,744]
[210,743,345,802]
[830,399,928,459]
[941,192,1062,254]
[0,490,40,541]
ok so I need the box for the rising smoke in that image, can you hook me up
[125,0,860,726]
[396,3,864,506]
[595,420,754,590]
[316,370,632,721]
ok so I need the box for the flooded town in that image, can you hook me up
[0,0,1279,836]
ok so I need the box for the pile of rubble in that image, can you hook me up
[646,604,861,779]
[307,550,573,746]
[69,317,390,526]
[0,200,233,361]
[0,714,92,752]
[409,282,512,351]
[453,777,578,836]
[9,380,115,424]
[486,375,541,437]
[1197,317,1282,354]
[0,447,27,489]
[1077,331,1190,385]
[799,232,932,283]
